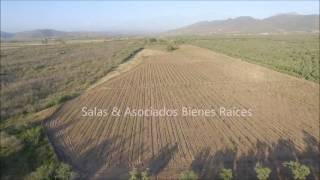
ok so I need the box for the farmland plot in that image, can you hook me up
[45,45,319,179]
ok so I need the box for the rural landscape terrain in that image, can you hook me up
[1,6,319,180]
[46,44,319,179]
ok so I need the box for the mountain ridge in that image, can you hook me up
[0,29,137,41]
[1,13,319,40]
[167,13,319,35]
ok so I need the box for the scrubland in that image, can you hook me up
[1,40,144,120]
[1,34,319,179]
[0,39,144,179]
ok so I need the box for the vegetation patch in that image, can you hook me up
[180,34,319,82]
[166,44,178,51]
[46,94,78,108]
[129,167,150,180]
[219,168,233,180]
[0,40,144,120]
[179,170,198,180]
[283,161,311,180]
[0,124,74,179]
[0,39,144,179]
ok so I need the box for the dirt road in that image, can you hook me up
[45,45,319,179]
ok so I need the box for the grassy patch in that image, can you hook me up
[0,40,144,120]
[180,34,319,82]
[144,38,179,52]
[0,39,145,179]
[0,124,74,179]
[46,94,78,108]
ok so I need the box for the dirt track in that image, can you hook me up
[45,45,319,179]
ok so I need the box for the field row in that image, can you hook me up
[46,46,319,179]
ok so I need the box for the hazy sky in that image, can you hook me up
[1,1,319,32]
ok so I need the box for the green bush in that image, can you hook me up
[22,126,42,145]
[148,38,157,43]
[219,168,233,180]
[27,163,56,180]
[255,163,271,180]
[55,163,72,180]
[129,168,150,180]
[283,161,310,180]
[141,168,150,180]
[0,124,74,180]
[46,94,76,108]
[27,163,73,180]
[179,170,197,180]
[129,168,139,180]
[166,44,178,51]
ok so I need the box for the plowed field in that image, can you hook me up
[45,45,319,179]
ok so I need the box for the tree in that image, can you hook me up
[219,168,233,180]
[283,161,310,180]
[179,170,197,180]
[255,163,271,180]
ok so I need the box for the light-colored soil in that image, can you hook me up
[89,49,166,90]
[45,45,319,179]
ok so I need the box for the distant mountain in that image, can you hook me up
[1,13,319,40]
[0,29,71,41]
[12,29,69,40]
[168,13,319,35]
[0,29,127,41]
[0,31,14,40]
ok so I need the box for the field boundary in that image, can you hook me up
[88,48,145,90]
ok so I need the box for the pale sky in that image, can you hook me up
[1,1,319,32]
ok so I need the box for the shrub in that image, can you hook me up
[22,126,42,145]
[46,94,76,108]
[148,38,157,43]
[0,131,23,155]
[129,167,140,180]
[55,163,72,180]
[219,168,233,180]
[27,163,73,180]
[27,163,55,180]
[166,44,178,51]
[255,163,271,180]
[141,168,150,180]
[283,161,310,180]
[129,168,150,180]
[179,170,197,180]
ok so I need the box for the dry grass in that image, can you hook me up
[0,40,144,120]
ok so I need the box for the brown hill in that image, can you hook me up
[168,13,319,35]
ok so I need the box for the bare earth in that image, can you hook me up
[45,45,319,179]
